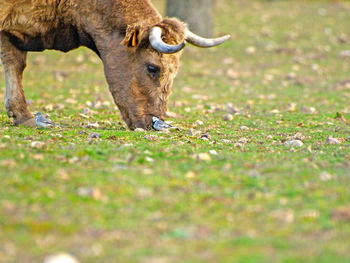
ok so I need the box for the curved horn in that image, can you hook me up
[185,29,231,48]
[149,27,186,54]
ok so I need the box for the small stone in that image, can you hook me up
[88,133,102,139]
[144,135,158,141]
[240,125,249,130]
[319,171,332,181]
[144,150,152,155]
[65,98,77,104]
[102,101,111,107]
[302,210,320,219]
[332,206,350,222]
[200,133,211,140]
[266,135,273,140]
[142,168,152,175]
[43,253,79,263]
[44,104,54,111]
[145,156,154,162]
[246,46,256,54]
[186,171,196,179]
[270,109,280,114]
[77,187,91,197]
[286,102,297,112]
[187,129,200,136]
[85,122,100,128]
[222,139,231,144]
[82,108,98,115]
[159,129,170,134]
[0,159,16,167]
[318,8,327,16]
[166,111,178,118]
[226,103,239,114]
[77,187,103,201]
[286,72,296,80]
[247,170,260,178]
[291,132,305,141]
[226,68,239,79]
[238,137,249,144]
[68,156,79,164]
[76,54,84,63]
[272,209,294,223]
[326,136,342,145]
[33,154,44,160]
[223,58,234,64]
[339,50,350,57]
[30,141,45,149]
[300,106,316,114]
[307,146,313,153]
[195,120,204,126]
[223,114,234,121]
[284,140,303,147]
[209,150,218,155]
[135,128,145,132]
[78,113,90,119]
[194,153,211,161]
[234,142,244,148]
[57,169,69,180]
[137,187,153,198]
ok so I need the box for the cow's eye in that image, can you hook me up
[147,64,160,77]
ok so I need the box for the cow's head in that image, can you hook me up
[101,18,230,130]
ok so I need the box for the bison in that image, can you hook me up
[0,0,230,130]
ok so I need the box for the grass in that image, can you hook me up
[1,0,350,262]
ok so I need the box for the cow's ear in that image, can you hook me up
[122,26,143,48]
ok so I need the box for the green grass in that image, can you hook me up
[1,1,350,262]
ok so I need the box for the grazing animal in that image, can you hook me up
[0,0,230,130]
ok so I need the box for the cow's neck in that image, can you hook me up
[6,0,162,56]
[7,23,99,56]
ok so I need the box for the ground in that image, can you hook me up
[1,0,350,262]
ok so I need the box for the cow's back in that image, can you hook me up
[0,0,73,37]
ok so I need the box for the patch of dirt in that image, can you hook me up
[332,206,350,222]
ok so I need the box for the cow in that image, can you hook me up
[0,0,230,130]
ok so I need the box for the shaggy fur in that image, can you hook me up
[0,0,71,37]
[0,0,186,129]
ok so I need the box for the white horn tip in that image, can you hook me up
[185,30,231,48]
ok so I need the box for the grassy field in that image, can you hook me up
[1,0,350,262]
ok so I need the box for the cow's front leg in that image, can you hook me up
[0,32,35,127]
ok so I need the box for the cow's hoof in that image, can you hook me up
[15,118,36,127]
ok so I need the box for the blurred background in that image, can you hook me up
[1,1,350,263]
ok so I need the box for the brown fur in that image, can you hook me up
[0,0,186,129]
[0,0,72,37]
